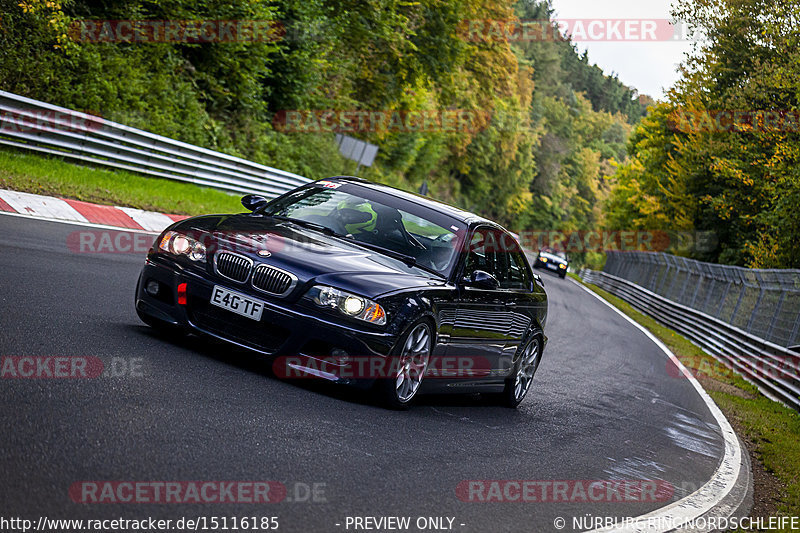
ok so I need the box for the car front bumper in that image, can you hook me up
[135,258,399,386]
[534,260,567,272]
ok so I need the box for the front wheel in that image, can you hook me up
[499,336,541,408]
[375,321,432,409]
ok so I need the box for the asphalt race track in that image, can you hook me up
[0,214,729,533]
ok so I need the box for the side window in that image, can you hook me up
[463,227,524,288]
[506,251,532,290]
[492,231,526,290]
[463,228,494,279]
[494,237,512,287]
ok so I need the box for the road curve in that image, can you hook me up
[0,214,733,532]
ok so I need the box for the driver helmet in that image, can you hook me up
[336,199,378,234]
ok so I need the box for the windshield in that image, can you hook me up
[261,182,467,277]
[541,248,567,260]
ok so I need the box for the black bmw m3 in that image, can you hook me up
[135,177,548,408]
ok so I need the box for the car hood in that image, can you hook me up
[174,214,446,298]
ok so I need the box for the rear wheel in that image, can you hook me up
[499,336,541,408]
[375,321,432,409]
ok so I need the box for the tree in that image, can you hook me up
[607,0,800,267]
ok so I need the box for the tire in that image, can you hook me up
[375,320,433,409]
[498,335,542,408]
[559,271,566,279]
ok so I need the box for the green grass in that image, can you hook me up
[570,272,800,517]
[0,148,243,215]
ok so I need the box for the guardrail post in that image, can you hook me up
[702,276,717,314]
[648,256,661,291]
[791,310,800,347]
[677,257,693,304]
[689,263,705,308]
[731,270,748,324]
[765,291,786,343]
[716,268,733,319]
[746,272,766,333]
[666,256,683,299]
[657,253,672,296]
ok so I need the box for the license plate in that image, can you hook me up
[210,285,264,321]
[547,263,557,270]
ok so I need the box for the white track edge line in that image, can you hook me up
[0,210,160,234]
[568,277,743,533]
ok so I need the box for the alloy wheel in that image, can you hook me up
[395,323,431,402]
[513,340,539,402]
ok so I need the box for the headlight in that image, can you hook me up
[540,257,547,262]
[559,263,566,269]
[307,286,386,325]
[158,231,207,262]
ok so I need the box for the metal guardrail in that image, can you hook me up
[0,90,309,198]
[580,269,800,410]
[603,250,800,348]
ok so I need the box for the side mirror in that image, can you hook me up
[241,194,268,212]
[463,270,500,291]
